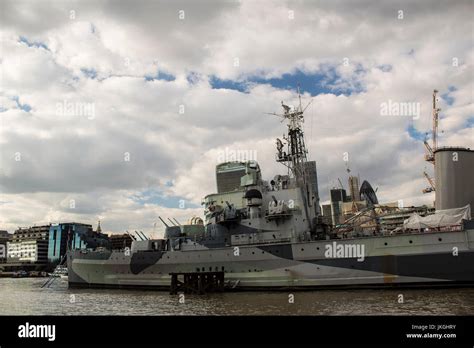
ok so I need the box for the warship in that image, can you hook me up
[68,92,474,290]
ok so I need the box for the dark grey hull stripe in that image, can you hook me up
[307,251,474,281]
[257,244,293,259]
[130,251,164,274]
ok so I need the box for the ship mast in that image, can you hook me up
[271,88,313,185]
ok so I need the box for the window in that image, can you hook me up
[53,230,57,256]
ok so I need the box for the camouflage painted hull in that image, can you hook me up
[68,229,474,290]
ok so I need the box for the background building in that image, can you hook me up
[348,176,361,202]
[0,230,11,263]
[330,188,348,226]
[109,233,133,250]
[321,204,332,225]
[215,162,247,193]
[305,161,321,215]
[48,222,110,264]
[7,225,50,264]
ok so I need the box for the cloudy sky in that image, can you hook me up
[1,0,473,236]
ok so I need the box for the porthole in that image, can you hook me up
[301,248,304,251]
[438,238,442,242]
[409,240,413,244]
[384,242,388,246]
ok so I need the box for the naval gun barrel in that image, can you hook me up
[138,231,148,240]
[158,216,169,227]
[125,230,136,241]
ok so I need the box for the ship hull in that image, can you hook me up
[68,229,474,290]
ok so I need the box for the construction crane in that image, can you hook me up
[432,89,440,152]
[421,89,440,196]
[423,136,435,162]
[337,178,344,190]
[422,171,435,193]
[424,89,440,164]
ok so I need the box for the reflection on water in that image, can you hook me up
[0,278,473,315]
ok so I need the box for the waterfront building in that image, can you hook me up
[48,222,110,264]
[7,225,50,264]
[0,230,11,263]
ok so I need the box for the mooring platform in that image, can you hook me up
[169,271,225,294]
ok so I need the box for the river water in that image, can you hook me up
[0,278,473,315]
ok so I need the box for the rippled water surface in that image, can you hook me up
[0,278,473,315]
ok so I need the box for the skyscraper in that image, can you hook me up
[348,175,361,202]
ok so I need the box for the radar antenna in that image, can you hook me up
[268,87,313,184]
